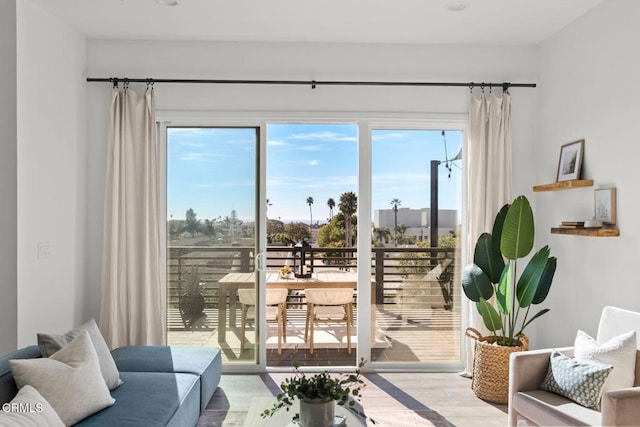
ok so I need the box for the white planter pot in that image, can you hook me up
[299,398,335,427]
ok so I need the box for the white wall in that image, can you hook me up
[15,0,87,346]
[532,0,640,348]
[84,40,538,321]
[0,0,18,355]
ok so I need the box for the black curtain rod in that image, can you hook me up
[86,77,536,90]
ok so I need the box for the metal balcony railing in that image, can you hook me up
[168,245,458,318]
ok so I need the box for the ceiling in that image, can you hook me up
[31,0,605,45]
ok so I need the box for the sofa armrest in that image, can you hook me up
[601,387,640,426]
[508,346,574,426]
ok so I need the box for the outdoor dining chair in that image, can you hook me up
[304,287,354,354]
[238,288,288,354]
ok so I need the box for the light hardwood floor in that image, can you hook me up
[198,372,508,426]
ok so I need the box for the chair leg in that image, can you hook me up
[240,306,248,354]
[346,303,351,354]
[276,306,282,355]
[281,302,287,342]
[309,304,315,354]
[304,303,311,342]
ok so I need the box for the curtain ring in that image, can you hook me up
[112,78,119,89]
[123,78,130,89]
[469,83,474,93]
[481,82,485,93]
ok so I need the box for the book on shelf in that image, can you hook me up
[557,224,585,229]
[561,221,585,226]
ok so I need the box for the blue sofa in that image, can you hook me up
[0,345,222,426]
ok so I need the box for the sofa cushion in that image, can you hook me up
[111,345,221,411]
[74,371,200,427]
[0,385,64,427]
[37,318,122,390]
[539,349,613,410]
[9,332,115,426]
[513,390,600,426]
[0,346,41,406]
[574,329,637,398]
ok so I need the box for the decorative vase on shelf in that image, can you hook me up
[299,398,335,427]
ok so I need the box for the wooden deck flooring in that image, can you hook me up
[168,306,461,367]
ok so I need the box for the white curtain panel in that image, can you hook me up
[99,88,165,348]
[462,91,512,375]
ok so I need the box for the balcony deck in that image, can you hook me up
[168,244,461,366]
[168,306,460,366]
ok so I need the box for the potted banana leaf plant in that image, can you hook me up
[461,195,557,404]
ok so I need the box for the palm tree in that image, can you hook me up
[373,226,391,246]
[327,198,335,220]
[396,224,408,245]
[339,192,357,247]
[306,196,314,240]
[390,198,401,247]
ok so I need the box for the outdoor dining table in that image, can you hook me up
[216,271,359,343]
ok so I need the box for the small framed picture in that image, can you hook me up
[556,139,585,182]
[594,187,616,225]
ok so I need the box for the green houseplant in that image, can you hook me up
[462,195,557,344]
[179,265,206,328]
[262,357,375,426]
[461,195,557,403]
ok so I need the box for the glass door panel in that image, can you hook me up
[370,129,462,364]
[166,127,258,363]
[265,123,358,367]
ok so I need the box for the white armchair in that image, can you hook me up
[508,306,640,426]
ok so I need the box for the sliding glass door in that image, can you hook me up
[265,123,358,367]
[161,117,465,371]
[165,126,259,362]
[370,128,463,365]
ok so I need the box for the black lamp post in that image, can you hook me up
[293,239,312,278]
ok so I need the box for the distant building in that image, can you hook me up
[374,207,458,240]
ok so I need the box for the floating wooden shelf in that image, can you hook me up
[551,227,619,237]
[533,180,594,192]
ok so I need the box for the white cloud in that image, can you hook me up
[176,141,206,148]
[308,160,319,166]
[179,152,223,162]
[287,131,357,142]
[371,132,410,141]
[267,140,288,146]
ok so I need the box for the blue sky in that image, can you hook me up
[167,125,462,223]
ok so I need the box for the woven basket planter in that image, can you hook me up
[466,327,529,404]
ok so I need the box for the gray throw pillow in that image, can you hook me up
[539,349,613,410]
[37,318,122,390]
[10,331,115,426]
[0,385,64,427]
